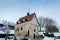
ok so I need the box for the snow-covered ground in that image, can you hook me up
[0,30,14,40]
[54,32,60,36]
[0,38,5,40]
[0,30,14,34]
[43,37,60,40]
[43,37,54,40]
[0,30,60,40]
[9,30,15,34]
[39,32,60,40]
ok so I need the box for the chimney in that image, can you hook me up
[27,12,29,16]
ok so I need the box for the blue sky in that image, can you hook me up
[0,0,60,25]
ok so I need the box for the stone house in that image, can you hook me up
[14,13,40,40]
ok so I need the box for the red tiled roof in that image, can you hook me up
[17,13,35,24]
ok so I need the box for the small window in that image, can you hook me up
[28,30,29,36]
[16,21,20,24]
[15,29,17,31]
[26,19,28,21]
[34,29,36,32]
[15,28,19,31]
[18,28,19,31]
[26,18,29,21]
[22,19,25,22]
[27,18,29,20]
[21,27,23,31]
[21,20,23,22]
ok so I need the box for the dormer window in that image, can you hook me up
[16,21,20,24]
[16,22,18,24]
[21,19,25,23]
[21,20,23,22]
[18,21,20,23]
[27,18,29,20]
[26,18,29,21]
[22,19,25,22]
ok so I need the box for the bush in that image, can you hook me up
[46,25,59,33]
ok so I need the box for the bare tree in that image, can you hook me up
[38,17,45,31]
[46,25,59,33]
[38,17,59,32]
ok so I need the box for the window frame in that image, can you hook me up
[15,28,19,31]
[34,29,36,32]
[21,27,23,31]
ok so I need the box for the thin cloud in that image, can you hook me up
[0,0,60,25]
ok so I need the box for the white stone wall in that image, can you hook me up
[29,15,39,38]
[14,15,40,38]
[30,15,40,31]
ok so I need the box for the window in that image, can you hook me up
[15,28,19,31]
[34,29,36,32]
[27,18,29,20]
[21,27,23,31]
[16,21,20,24]
[28,30,29,36]
[18,28,19,31]
[26,18,29,21]
[21,20,23,22]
